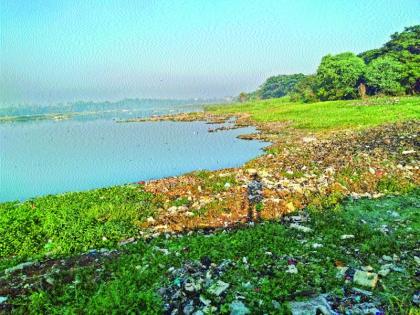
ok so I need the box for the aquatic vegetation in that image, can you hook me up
[0,185,158,269]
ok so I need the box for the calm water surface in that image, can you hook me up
[0,119,269,202]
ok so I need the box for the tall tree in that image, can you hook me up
[258,74,305,99]
[365,56,404,95]
[290,75,318,103]
[316,52,366,100]
[359,25,420,94]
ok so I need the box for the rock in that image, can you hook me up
[118,237,136,246]
[378,264,392,277]
[184,281,197,293]
[199,295,211,306]
[178,205,189,212]
[5,261,36,274]
[154,247,170,255]
[302,136,317,143]
[340,234,355,240]
[286,265,298,274]
[336,267,348,278]
[312,243,323,249]
[361,266,374,272]
[290,223,313,233]
[146,217,156,224]
[382,255,393,262]
[247,169,258,176]
[183,302,195,315]
[286,202,296,212]
[224,182,231,189]
[185,211,195,217]
[289,295,333,315]
[272,300,281,309]
[229,301,250,315]
[353,270,379,289]
[168,206,178,214]
[402,149,415,155]
[0,296,7,304]
[351,302,383,314]
[413,291,420,305]
[208,280,229,296]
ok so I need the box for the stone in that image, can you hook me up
[289,295,333,315]
[353,270,379,289]
[247,169,258,176]
[378,266,391,277]
[413,291,420,305]
[402,149,415,155]
[185,211,195,217]
[302,136,317,143]
[183,302,195,315]
[0,296,7,304]
[336,266,348,278]
[199,295,211,306]
[312,243,323,249]
[208,280,229,296]
[382,255,393,262]
[290,223,313,233]
[178,205,189,212]
[5,261,36,275]
[286,202,296,212]
[361,266,374,272]
[272,300,281,309]
[229,301,250,315]
[286,265,298,274]
[168,206,178,214]
[146,217,156,224]
[340,234,355,240]
[118,237,136,246]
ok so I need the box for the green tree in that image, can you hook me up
[290,75,318,103]
[258,74,305,99]
[365,56,405,95]
[316,52,366,100]
[359,25,420,94]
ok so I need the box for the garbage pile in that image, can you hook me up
[159,257,239,315]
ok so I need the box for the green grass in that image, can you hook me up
[5,190,419,313]
[207,96,420,131]
[0,185,158,270]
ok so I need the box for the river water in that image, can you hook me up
[0,114,269,202]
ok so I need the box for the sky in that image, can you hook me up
[1,0,419,106]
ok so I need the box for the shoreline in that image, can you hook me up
[1,97,419,313]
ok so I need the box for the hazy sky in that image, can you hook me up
[1,0,419,105]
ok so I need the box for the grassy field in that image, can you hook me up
[2,191,419,314]
[207,96,420,131]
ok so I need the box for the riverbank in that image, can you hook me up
[1,96,419,313]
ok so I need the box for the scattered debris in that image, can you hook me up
[353,270,379,289]
[290,224,313,233]
[229,300,250,315]
[340,235,355,240]
[159,259,233,314]
[289,295,333,315]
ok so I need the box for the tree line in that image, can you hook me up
[239,25,419,103]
